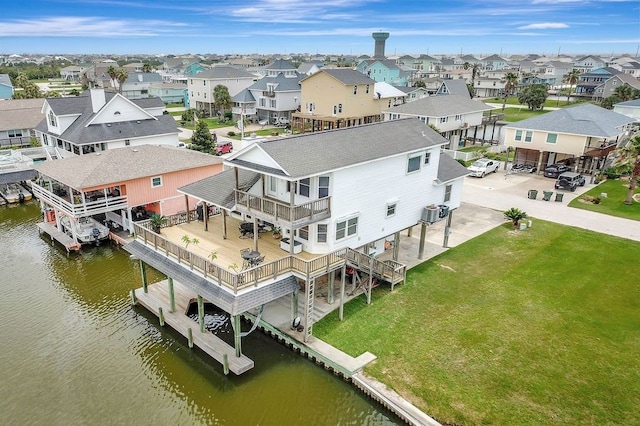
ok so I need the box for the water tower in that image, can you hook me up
[372,32,389,59]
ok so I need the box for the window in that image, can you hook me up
[204,93,206,98]
[260,98,266,107]
[338,103,342,113]
[455,114,462,121]
[546,133,558,144]
[298,226,309,241]
[353,85,358,95]
[298,178,310,197]
[317,224,328,243]
[386,203,397,217]
[318,176,330,198]
[270,99,276,108]
[366,84,370,94]
[48,111,57,127]
[8,130,23,137]
[333,105,337,115]
[524,131,533,142]
[424,152,431,165]
[515,130,523,141]
[439,117,448,123]
[269,176,277,192]
[151,176,162,188]
[407,155,421,173]
[124,139,130,146]
[444,184,452,202]
[336,217,358,240]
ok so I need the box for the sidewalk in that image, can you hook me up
[462,172,640,242]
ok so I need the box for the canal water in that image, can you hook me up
[0,203,398,425]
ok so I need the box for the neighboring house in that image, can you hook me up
[436,79,471,98]
[383,95,493,149]
[32,144,223,237]
[576,67,621,96]
[188,65,256,116]
[503,104,634,173]
[292,69,383,133]
[123,62,144,73]
[613,99,640,122]
[356,59,413,86]
[121,72,164,99]
[148,83,188,105]
[162,56,200,75]
[233,59,303,124]
[0,74,14,99]
[573,55,606,73]
[297,62,321,76]
[540,61,574,86]
[613,61,640,78]
[396,55,416,69]
[0,98,45,148]
[481,54,508,71]
[413,54,440,77]
[394,85,429,102]
[59,66,83,81]
[474,77,505,98]
[593,73,640,101]
[34,88,180,157]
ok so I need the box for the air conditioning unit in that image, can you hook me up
[421,205,440,223]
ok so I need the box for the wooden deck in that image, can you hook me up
[134,280,254,375]
[36,221,81,252]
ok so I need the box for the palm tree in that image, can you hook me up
[503,207,527,227]
[463,62,481,97]
[106,65,118,89]
[114,68,128,94]
[563,69,581,103]
[614,135,640,205]
[501,72,519,111]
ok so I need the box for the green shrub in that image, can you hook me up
[603,167,620,179]
[227,131,236,137]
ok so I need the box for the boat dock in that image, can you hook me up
[133,280,254,375]
[36,221,81,252]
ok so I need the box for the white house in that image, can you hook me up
[34,88,180,157]
[188,65,256,116]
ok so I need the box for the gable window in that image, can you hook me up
[424,152,431,165]
[455,114,462,121]
[318,176,330,198]
[336,217,358,240]
[514,130,523,141]
[546,133,558,144]
[444,184,452,202]
[353,85,358,95]
[317,224,328,243]
[386,202,397,217]
[151,176,162,188]
[48,111,57,127]
[298,178,310,197]
[439,117,448,123]
[524,131,533,142]
[407,155,421,173]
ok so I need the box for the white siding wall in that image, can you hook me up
[106,133,179,149]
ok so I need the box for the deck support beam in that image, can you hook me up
[139,259,148,293]
[291,290,299,322]
[233,315,242,357]
[328,270,335,304]
[222,209,228,240]
[197,295,205,333]
[392,231,400,261]
[339,265,346,321]
[168,277,175,313]
[443,210,454,248]
[184,194,190,223]
[418,222,427,259]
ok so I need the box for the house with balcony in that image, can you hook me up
[592,73,640,102]
[188,65,256,117]
[34,88,180,158]
[59,65,84,81]
[148,82,188,105]
[573,55,606,73]
[0,98,44,148]
[231,59,303,124]
[481,54,508,71]
[503,104,634,173]
[383,94,494,149]
[120,72,164,99]
[32,144,223,242]
[123,119,468,367]
[575,67,621,97]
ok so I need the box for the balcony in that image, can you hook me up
[32,181,128,217]
[232,106,257,115]
[482,113,504,125]
[233,190,331,228]
[262,91,276,98]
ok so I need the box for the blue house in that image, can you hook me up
[0,74,14,100]
[356,59,412,86]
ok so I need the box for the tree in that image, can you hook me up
[463,62,481,97]
[106,65,118,89]
[14,72,29,88]
[141,63,152,73]
[190,119,214,153]
[501,72,519,111]
[517,84,548,110]
[601,86,640,109]
[115,68,128,94]
[562,69,581,103]
[213,84,231,116]
[413,79,426,88]
[614,134,640,205]
[503,207,527,227]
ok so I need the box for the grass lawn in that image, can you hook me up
[501,107,549,122]
[486,97,587,109]
[569,179,640,221]
[176,118,233,130]
[314,221,640,425]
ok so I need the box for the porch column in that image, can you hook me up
[197,295,205,333]
[392,231,401,261]
[222,209,228,240]
[252,216,259,252]
[407,226,413,237]
[291,290,299,323]
[139,259,148,293]
[339,265,346,321]
[289,181,296,255]
[536,150,544,175]
[184,194,190,223]
[167,277,175,313]
[233,315,242,357]
[204,202,209,232]
[418,222,427,259]
[443,210,454,248]
[328,270,335,304]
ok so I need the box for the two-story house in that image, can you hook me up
[575,67,621,97]
[120,72,164,100]
[593,73,640,101]
[34,88,180,158]
[503,104,634,174]
[481,54,508,71]
[124,119,469,353]
[356,59,412,86]
[188,65,256,117]
[573,55,606,73]
[413,55,440,78]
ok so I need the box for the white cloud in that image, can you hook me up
[0,17,188,37]
[518,22,570,29]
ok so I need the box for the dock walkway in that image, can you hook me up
[36,221,81,252]
[134,280,254,375]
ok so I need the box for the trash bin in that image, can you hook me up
[528,189,538,199]
[555,192,564,202]
[542,190,553,201]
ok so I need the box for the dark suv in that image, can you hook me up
[543,163,571,178]
[555,172,586,191]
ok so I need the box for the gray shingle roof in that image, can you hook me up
[505,104,634,137]
[232,89,256,103]
[265,59,296,70]
[437,80,470,97]
[229,118,448,179]
[178,168,260,209]
[614,99,640,107]
[248,72,303,92]
[304,68,375,85]
[124,72,163,83]
[0,98,44,131]
[437,153,470,182]
[33,144,222,189]
[384,95,491,117]
[193,65,255,79]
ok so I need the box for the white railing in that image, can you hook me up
[232,107,257,115]
[32,182,128,216]
[443,145,507,161]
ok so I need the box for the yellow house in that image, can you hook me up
[292,69,386,133]
[503,104,633,174]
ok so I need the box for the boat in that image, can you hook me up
[59,216,110,245]
[2,183,32,203]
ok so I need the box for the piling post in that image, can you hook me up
[339,265,346,321]
[167,277,176,313]
[223,354,229,375]
[197,295,205,333]
[418,222,427,259]
[187,327,194,348]
[158,307,165,326]
[130,289,137,305]
[139,259,148,293]
[233,315,242,357]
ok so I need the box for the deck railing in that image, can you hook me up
[32,182,128,216]
[132,220,405,294]
[234,190,331,226]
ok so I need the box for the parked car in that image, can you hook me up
[543,163,571,178]
[215,140,233,156]
[555,172,586,191]
[467,158,501,178]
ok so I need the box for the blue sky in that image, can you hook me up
[1,0,639,56]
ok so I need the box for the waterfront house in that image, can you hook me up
[124,119,468,361]
[0,98,44,148]
[34,88,180,158]
[503,104,634,173]
[32,144,223,241]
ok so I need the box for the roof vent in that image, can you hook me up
[107,123,111,127]
[133,149,138,152]
[137,120,141,124]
